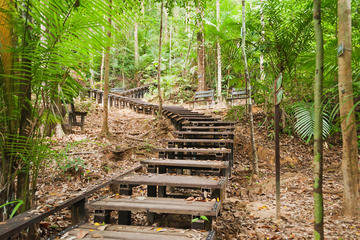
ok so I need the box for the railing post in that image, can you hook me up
[71,198,87,225]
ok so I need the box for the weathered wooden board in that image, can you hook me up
[182,126,235,130]
[87,197,220,216]
[182,121,235,126]
[174,131,234,136]
[64,224,213,240]
[155,148,231,154]
[165,138,233,144]
[115,174,226,189]
[141,159,229,169]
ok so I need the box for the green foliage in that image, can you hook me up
[191,215,209,223]
[54,141,87,174]
[225,105,246,121]
[293,102,332,143]
[0,200,24,219]
[59,157,86,174]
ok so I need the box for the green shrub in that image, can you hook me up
[225,106,246,121]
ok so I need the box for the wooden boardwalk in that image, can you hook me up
[0,86,234,240]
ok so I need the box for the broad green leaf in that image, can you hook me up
[276,74,283,91]
[276,89,283,105]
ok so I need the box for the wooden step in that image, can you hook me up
[87,197,221,217]
[115,174,226,190]
[165,138,233,144]
[141,159,229,169]
[164,138,234,144]
[180,117,220,121]
[156,148,231,161]
[64,224,215,240]
[182,121,236,126]
[165,138,233,150]
[174,131,234,139]
[141,159,230,177]
[155,148,231,154]
[182,126,235,131]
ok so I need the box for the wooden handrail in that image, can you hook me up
[0,165,141,239]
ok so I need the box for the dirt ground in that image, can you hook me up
[34,103,359,239]
[208,110,360,240]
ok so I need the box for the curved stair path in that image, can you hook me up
[65,87,236,240]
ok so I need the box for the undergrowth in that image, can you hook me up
[225,106,246,121]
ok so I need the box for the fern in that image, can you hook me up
[293,102,331,143]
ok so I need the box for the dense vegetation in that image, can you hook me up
[0,0,359,239]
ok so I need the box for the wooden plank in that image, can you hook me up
[165,139,233,144]
[87,197,220,216]
[141,159,229,169]
[115,174,226,189]
[182,121,236,126]
[181,117,220,121]
[155,148,231,154]
[183,126,235,130]
[64,224,209,240]
[174,131,234,136]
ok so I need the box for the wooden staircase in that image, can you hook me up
[61,91,235,239]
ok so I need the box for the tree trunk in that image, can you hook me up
[101,0,112,136]
[169,23,172,72]
[157,0,164,118]
[337,0,360,216]
[163,8,168,42]
[134,21,139,67]
[0,0,16,221]
[216,0,222,102]
[90,52,95,88]
[196,4,206,92]
[313,0,325,237]
[241,0,258,175]
[274,87,281,220]
[260,0,265,82]
[100,50,105,89]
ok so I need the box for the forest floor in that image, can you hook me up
[36,102,359,239]
[206,108,360,240]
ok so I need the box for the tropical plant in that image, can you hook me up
[293,102,332,143]
[0,0,138,219]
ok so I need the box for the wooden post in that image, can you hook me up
[71,198,87,225]
[94,210,111,224]
[274,73,283,220]
[158,166,166,197]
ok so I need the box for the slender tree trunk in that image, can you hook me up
[101,0,112,136]
[313,0,324,238]
[185,4,190,33]
[134,21,139,67]
[197,3,206,91]
[241,0,258,175]
[164,8,168,42]
[169,23,172,72]
[337,0,360,216]
[90,52,95,88]
[260,0,265,82]
[216,0,222,102]
[274,82,281,220]
[100,50,105,89]
[157,0,164,118]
